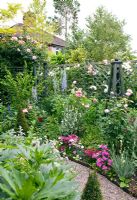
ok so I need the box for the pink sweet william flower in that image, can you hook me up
[102,156,108,161]
[84,149,98,157]
[75,89,83,97]
[108,159,113,166]
[22,108,28,113]
[92,151,102,159]
[59,134,79,144]
[99,145,108,150]
[102,151,109,157]
[102,165,108,170]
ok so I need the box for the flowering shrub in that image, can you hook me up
[58,134,84,160]
[85,145,112,171]
[0,35,46,76]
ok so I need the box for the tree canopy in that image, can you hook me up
[85,6,131,61]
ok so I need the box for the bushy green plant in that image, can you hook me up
[81,125,104,148]
[0,35,46,76]
[1,70,34,133]
[49,51,66,65]
[111,151,136,179]
[0,102,16,133]
[0,138,78,200]
[99,98,136,153]
[81,173,102,200]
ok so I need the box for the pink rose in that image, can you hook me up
[18,40,25,45]
[75,89,83,97]
[22,108,28,113]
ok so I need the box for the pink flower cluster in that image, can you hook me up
[75,89,83,97]
[84,148,98,157]
[85,145,112,171]
[59,134,79,144]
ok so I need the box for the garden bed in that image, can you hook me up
[69,157,137,198]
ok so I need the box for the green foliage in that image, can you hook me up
[99,98,136,153]
[0,103,16,133]
[81,173,102,200]
[60,105,82,135]
[0,35,46,78]
[25,0,56,44]
[111,151,136,179]
[85,6,131,61]
[16,109,29,135]
[81,125,104,148]
[66,29,85,50]
[67,47,87,63]
[0,3,21,23]
[53,0,80,39]
[49,52,66,65]
[1,70,34,109]
[0,138,78,200]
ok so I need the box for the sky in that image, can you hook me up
[0,0,137,51]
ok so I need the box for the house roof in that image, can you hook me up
[11,23,66,47]
[51,35,65,47]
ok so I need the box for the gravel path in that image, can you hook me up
[68,160,137,200]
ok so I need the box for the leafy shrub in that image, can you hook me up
[0,35,46,76]
[81,173,102,200]
[99,98,136,153]
[0,102,16,133]
[49,51,66,65]
[0,137,78,200]
[80,125,104,148]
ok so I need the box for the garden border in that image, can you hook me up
[68,157,137,198]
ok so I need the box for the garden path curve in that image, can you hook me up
[67,160,137,200]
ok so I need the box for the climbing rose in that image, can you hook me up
[22,108,28,113]
[75,89,83,97]
[18,40,25,45]
[125,89,133,96]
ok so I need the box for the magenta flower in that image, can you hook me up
[102,156,108,161]
[108,159,113,166]
[99,145,108,150]
[102,165,108,170]
[59,134,79,144]
[102,151,109,157]
[60,146,65,152]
